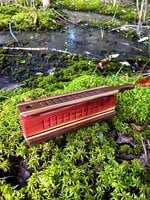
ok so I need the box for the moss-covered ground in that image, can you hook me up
[0,53,150,199]
[0,0,150,199]
[56,0,138,22]
[1,0,148,31]
[0,4,63,31]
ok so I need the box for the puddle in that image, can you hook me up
[0,12,149,90]
[0,24,149,57]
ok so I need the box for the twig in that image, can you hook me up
[147,139,150,148]
[110,24,150,32]
[115,65,124,77]
[51,48,77,55]
[53,9,67,21]
[2,46,77,55]
[141,139,148,163]
[122,25,150,28]
[9,21,19,42]
[0,53,21,57]
[3,47,49,51]
[0,176,13,180]
[52,9,80,25]
[122,42,143,52]
[140,59,150,73]
[92,66,98,74]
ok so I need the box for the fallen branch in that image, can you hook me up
[122,24,150,28]
[9,21,19,42]
[110,24,150,32]
[3,47,49,51]
[141,139,148,164]
[2,46,77,55]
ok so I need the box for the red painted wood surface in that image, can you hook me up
[17,83,139,144]
[20,95,116,138]
[26,110,116,145]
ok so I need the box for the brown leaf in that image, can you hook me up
[136,76,150,87]
[132,123,146,132]
[96,59,109,69]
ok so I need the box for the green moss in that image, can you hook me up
[57,0,137,22]
[98,3,137,22]
[0,5,62,30]
[0,1,149,198]
[37,9,62,30]
[0,4,21,15]
[59,0,100,11]
[0,13,11,30]
[89,19,124,29]
[11,10,38,30]
[0,55,150,199]
[113,86,150,127]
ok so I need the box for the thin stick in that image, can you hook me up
[110,25,150,33]
[143,0,147,22]
[140,59,150,73]
[136,0,140,16]
[115,65,124,77]
[122,42,143,52]
[0,176,14,180]
[52,9,80,25]
[0,53,21,57]
[147,139,150,148]
[9,21,19,42]
[3,47,49,51]
[2,46,77,55]
[141,139,148,163]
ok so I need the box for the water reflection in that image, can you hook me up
[0,24,148,57]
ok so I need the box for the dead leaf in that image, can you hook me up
[117,132,136,147]
[96,54,119,70]
[132,123,146,132]
[96,59,108,69]
[116,154,136,162]
[136,76,150,87]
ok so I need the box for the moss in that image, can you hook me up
[0,5,62,31]
[59,0,100,11]
[37,9,62,30]
[89,19,124,29]
[0,13,12,30]
[98,3,137,22]
[57,0,137,22]
[0,4,21,15]
[0,67,150,198]
[11,10,38,30]
[115,86,150,125]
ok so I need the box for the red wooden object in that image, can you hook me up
[17,84,134,145]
